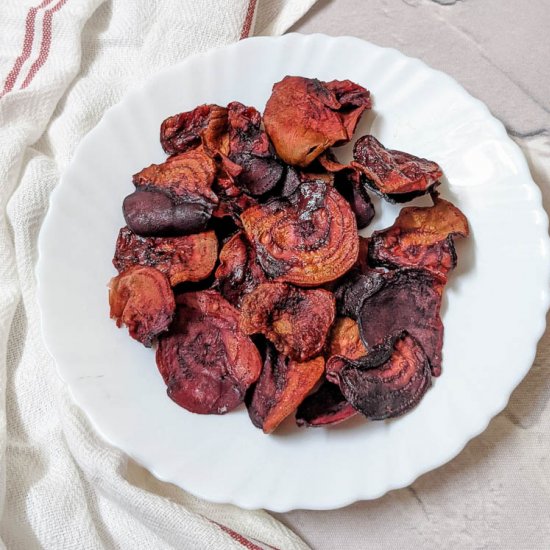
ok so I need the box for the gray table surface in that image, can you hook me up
[276,2,550,549]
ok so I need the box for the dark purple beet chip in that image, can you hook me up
[296,381,358,427]
[123,189,211,237]
[328,331,431,420]
[357,268,444,376]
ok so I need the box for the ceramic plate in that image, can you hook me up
[37,34,550,512]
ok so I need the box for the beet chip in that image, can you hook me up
[263,76,371,167]
[369,197,469,280]
[156,291,262,414]
[227,101,284,197]
[296,382,357,428]
[296,317,367,428]
[133,148,218,207]
[327,331,431,420]
[109,266,175,347]
[352,135,442,202]
[113,227,218,286]
[241,182,359,287]
[123,189,211,237]
[160,104,229,155]
[247,343,325,433]
[328,317,368,361]
[214,231,267,307]
[240,283,336,362]
[357,269,444,376]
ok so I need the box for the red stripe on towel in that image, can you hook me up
[20,0,69,90]
[212,520,276,550]
[0,0,55,97]
[240,0,257,39]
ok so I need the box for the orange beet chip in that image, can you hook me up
[113,227,218,286]
[241,182,359,287]
[327,317,368,361]
[133,148,218,206]
[263,76,371,167]
[369,196,469,280]
[156,291,262,414]
[247,343,325,433]
[240,282,336,362]
[352,135,442,202]
[109,265,175,347]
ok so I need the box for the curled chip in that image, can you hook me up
[133,148,218,207]
[123,189,210,237]
[109,265,175,347]
[352,135,442,202]
[334,169,375,229]
[156,291,262,414]
[214,231,267,307]
[296,382,357,428]
[263,76,371,167]
[160,104,229,155]
[357,268,444,376]
[296,317,367,428]
[227,101,284,196]
[240,283,336,362]
[328,317,368,361]
[369,196,469,280]
[247,343,325,433]
[113,227,218,286]
[241,182,359,287]
[327,331,431,420]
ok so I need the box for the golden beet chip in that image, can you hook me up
[247,343,325,433]
[241,182,359,287]
[263,76,371,167]
[156,291,262,414]
[214,231,267,307]
[352,135,442,202]
[113,227,218,286]
[240,283,336,362]
[109,265,175,347]
[369,196,469,280]
[133,148,218,206]
[327,331,431,420]
[160,104,229,155]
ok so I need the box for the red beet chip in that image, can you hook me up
[113,227,218,287]
[327,331,431,420]
[240,282,336,362]
[369,196,469,281]
[109,265,175,347]
[352,135,442,203]
[263,76,371,167]
[241,182,359,287]
[160,104,228,155]
[247,343,325,433]
[357,268,444,377]
[156,291,262,415]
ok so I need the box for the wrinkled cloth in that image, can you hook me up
[0,1,317,548]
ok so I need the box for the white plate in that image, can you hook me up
[37,34,550,512]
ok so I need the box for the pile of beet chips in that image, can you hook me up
[109,76,469,433]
